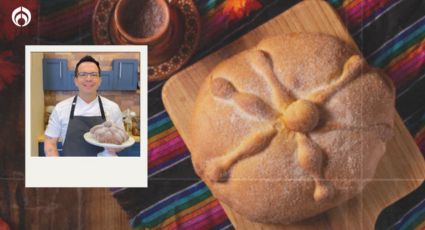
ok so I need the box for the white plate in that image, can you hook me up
[84,132,135,149]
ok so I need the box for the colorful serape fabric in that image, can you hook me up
[148,110,190,176]
[393,198,425,230]
[376,181,425,229]
[337,0,403,35]
[130,181,231,229]
[0,0,423,229]
[139,0,425,229]
[333,0,425,154]
[127,0,425,229]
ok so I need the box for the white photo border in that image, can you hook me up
[25,45,148,187]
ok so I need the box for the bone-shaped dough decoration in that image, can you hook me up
[206,51,367,202]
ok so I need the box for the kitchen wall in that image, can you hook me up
[44,91,140,116]
[31,52,45,156]
[43,52,140,124]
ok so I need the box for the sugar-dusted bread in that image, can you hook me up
[90,121,129,145]
[190,33,395,224]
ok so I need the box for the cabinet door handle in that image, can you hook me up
[59,63,62,79]
[119,63,122,79]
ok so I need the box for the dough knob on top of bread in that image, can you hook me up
[283,99,319,133]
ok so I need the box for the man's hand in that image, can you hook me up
[44,136,59,156]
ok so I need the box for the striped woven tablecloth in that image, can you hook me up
[0,0,424,229]
[140,1,425,229]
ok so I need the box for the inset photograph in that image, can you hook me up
[35,52,141,157]
[26,45,148,187]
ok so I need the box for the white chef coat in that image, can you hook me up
[45,96,124,144]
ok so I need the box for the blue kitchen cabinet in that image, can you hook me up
[112,59,138,90]
[99,71,113,91]
[43,58,72,90]
[68,70,77,90]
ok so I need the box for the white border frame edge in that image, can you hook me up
[25,45,148,188]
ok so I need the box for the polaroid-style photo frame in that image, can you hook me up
[25,45,148,187]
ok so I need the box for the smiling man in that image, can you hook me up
[44,55,124,157]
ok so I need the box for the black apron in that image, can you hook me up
[61,96,106,156]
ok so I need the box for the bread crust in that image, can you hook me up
[90,121,129,145]
[190,33,395,224]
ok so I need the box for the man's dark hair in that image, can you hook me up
[74,55,101,77]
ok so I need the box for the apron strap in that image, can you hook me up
[98,96,106,120]
[70,96,78,120]
[69,95,106,120]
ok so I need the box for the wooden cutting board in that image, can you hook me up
[162,0,425,229]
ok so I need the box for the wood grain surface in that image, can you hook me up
[162,0,425,229]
